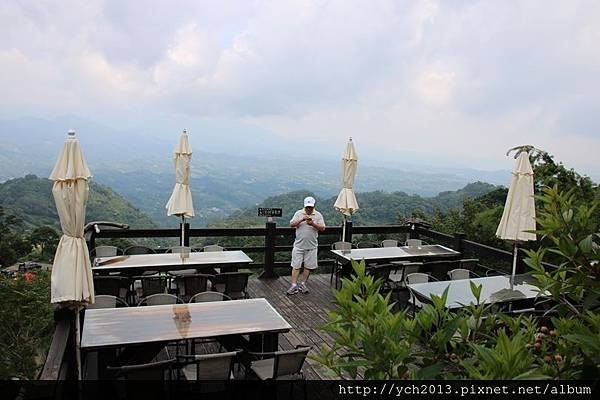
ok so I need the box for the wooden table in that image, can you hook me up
[92,250,253,274]
[407,274,542,309]
[82,298,291,378]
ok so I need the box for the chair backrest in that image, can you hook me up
[366,264,393,283]
[93,276,125,297]
[167,246,191,254]
[405,272,433,285]
[356,241,380,249]
[331,241,352,251]
[402,263,421,277]
[107,359,175,380]
[141,276,167,296]
[87,295,129,309]
[203,245,225,252]
[138,293,182,306]
[448,268,471,280]
[212,272,251,299]
[180,351,238,380]
[381,239,398,247]
[182,274,211,298]
[273,347,310,378]
[189,291,231,303]
[124,245,156,255]
[92,246,121,258]
[405,239,422,247]
[421,260,459,281]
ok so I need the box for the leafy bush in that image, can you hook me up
[316,185,599,379]
[0,270,54,379]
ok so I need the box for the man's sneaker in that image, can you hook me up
[286,285,299,295]
[298,282,309,294]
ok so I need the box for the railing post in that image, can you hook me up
[260,221,278,279]
[183,222,190,247]
[344,220,353,244]
[454,232,466,253]
[516,246,525,274]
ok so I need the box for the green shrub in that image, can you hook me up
[0,270,54,379]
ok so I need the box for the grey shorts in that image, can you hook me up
[291,247,318,270]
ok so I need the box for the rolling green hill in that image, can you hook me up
[0,175,156,231]
[211,182,497,228]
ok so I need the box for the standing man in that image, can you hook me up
[286,196,326,295]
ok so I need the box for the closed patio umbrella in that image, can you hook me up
[166,130,194,246]
[334,137,359,243]
[49,129,94,379]
[496,150,536,282]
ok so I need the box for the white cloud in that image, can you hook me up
[0,0,599,178]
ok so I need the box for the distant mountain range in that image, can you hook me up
[211,182,497,228]
[0,116,510,226]
[0,174,496,236]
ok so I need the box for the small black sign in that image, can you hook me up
[258,207,283,217]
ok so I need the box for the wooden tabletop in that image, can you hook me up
[331,244,460,262]
[81,298,291,349]
[92,250,253,273]
[407,274,542,309]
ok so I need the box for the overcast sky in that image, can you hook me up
[1,0,599,178]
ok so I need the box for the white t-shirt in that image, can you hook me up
[290,209,325,250]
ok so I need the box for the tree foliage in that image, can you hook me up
[0,206,31,267]
[0,270,54,379]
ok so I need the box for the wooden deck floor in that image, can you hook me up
[247,273,337,380]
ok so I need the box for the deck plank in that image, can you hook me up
[248,273,338,380]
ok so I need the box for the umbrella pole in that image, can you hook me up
[341,215,346,243]
[181,215,185,247]
[510,242,518,287]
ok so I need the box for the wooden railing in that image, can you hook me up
[89,221,529,277]
[39,309,76,381]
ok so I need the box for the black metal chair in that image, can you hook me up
[91,245,122,258]
[202,245,226,252]
[87,295,129,309]
[172,274,212,302]
[247,345,311,398]
[124,245,156,255]
[209,272,251,300]
[421,260,460,281]
[355,241,380,248]
[105,358,176,400]
[365,263,394,292]
[93,276,130,299]
[448,268,480,280]
[189,291,231,303]
[405,272,437,315]
[138,276,169,297]
[330,241,353,288]
[137,293,183,306]
[187,291,231,352]
[177,350,239,381]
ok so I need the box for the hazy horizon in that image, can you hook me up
[1,1,599,179]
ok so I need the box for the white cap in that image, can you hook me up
[304,196,316,207]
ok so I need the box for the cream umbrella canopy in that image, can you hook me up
[496,150,537,282]
[334,138,359,243]
[49,129,93,380]
[49,130,94,304]
[166,130,194,246]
